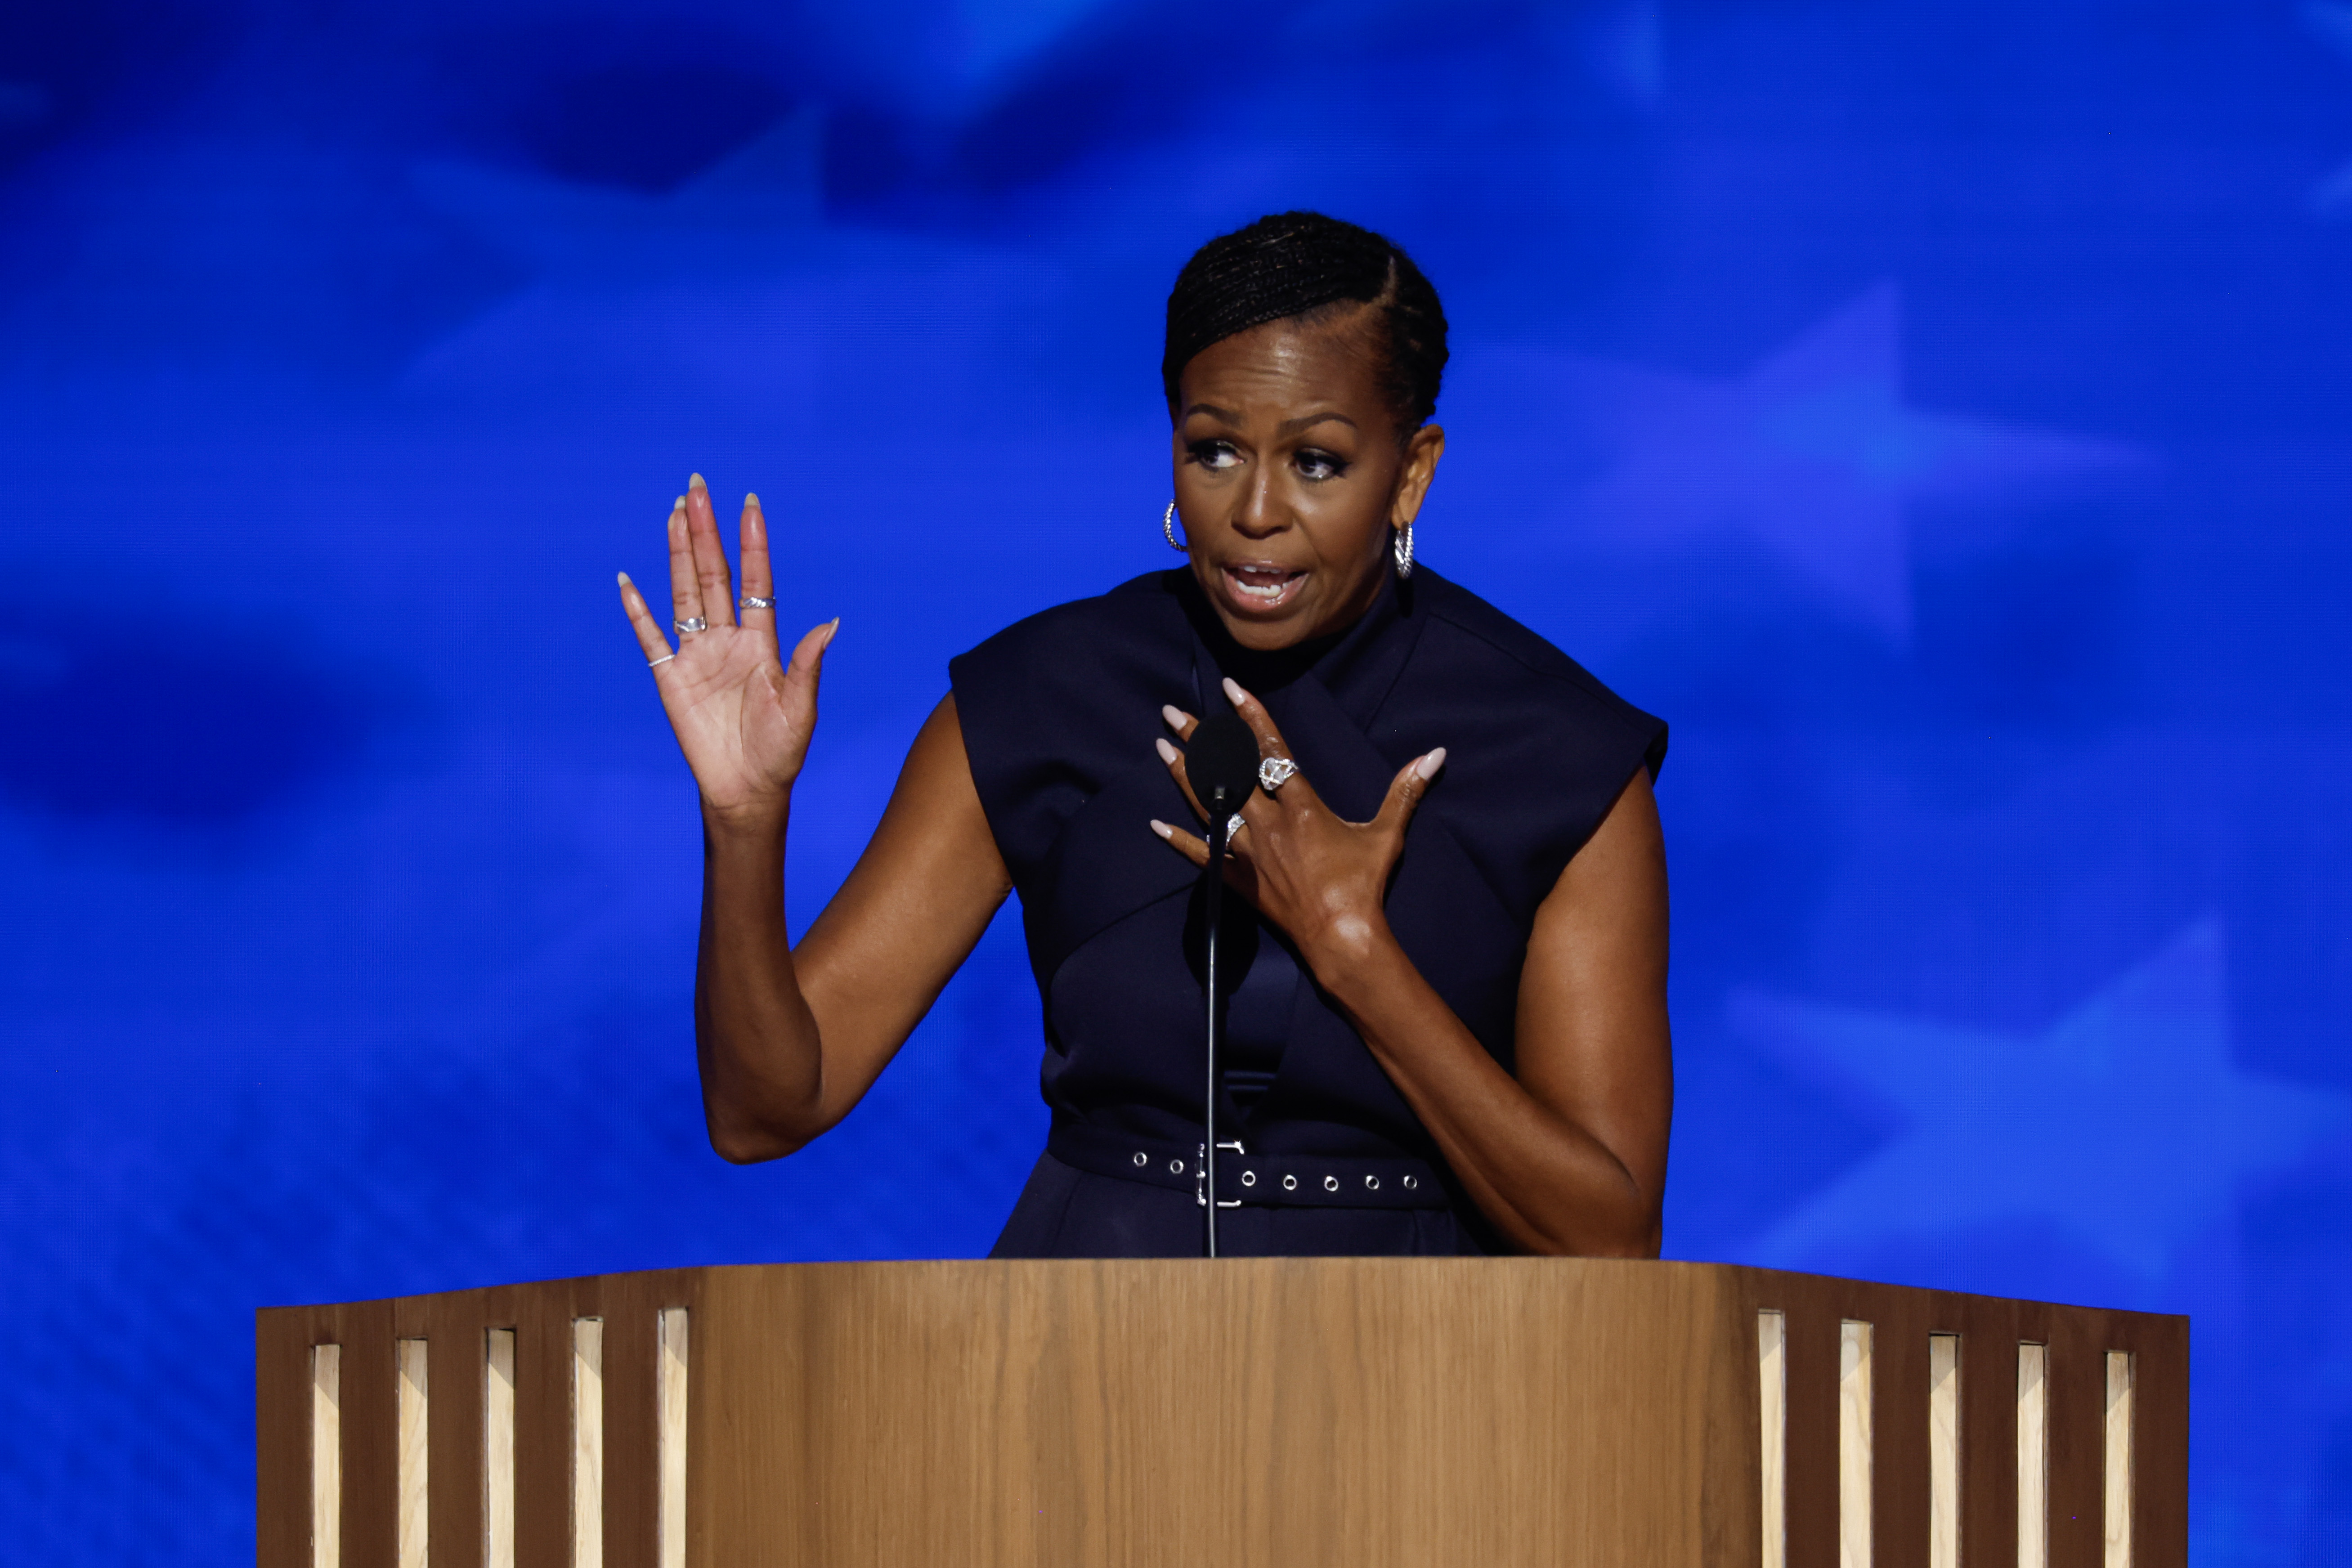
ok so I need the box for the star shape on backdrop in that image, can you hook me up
[2307,0,2352,216]
[1472,286,2145,635]
[1729,921,2351,1283]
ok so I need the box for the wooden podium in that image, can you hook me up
[257,1260,2185,1567]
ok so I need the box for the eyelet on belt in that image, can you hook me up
[1168,1158,1183,1174]
[1241,1170,1256,1187]
[1323,1175,1340,1192]
[1365,1174,1380,1190]
[1282,1175,1298,1191]
[1402,1174,1418,1189]
[1132,1152,1147,1166]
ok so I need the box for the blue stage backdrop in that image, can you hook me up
[3,0,2350,1558]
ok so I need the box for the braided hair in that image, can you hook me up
[1161,211,1448,440]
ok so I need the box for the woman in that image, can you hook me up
[617,213,1671,1258]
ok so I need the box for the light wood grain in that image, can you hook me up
[310,1344,341,1568]
[1927,1334,1958,1568]
[1838,1320,1873,1568]
[2019,1342,2048,1568]
[256,1260,2190,1568]
[396,1339,428,1568]
[2105,1350,2134,1568]
[656,1309,688,1568]
[1759,1310,1786,1568]
[572,1317,603,1568]
[484,1328,516,1568]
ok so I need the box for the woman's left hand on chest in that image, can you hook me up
[1151,677,1447,969]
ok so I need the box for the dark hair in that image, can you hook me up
[1161,211,1448,437]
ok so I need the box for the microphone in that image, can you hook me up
[1184,712,1259,1258]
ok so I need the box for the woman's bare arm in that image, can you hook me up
[694,696,1009,1161]
[1323,769,1671,1255]
[619,476,1009,1164]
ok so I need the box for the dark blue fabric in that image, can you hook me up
[950,565,1667,1256]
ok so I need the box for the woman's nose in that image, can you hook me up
[1230,468,1286,538]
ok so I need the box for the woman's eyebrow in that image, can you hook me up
[1278,410,1356,435]
[1183,402,1239,423]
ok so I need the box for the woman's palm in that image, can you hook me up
[619,481,835,820]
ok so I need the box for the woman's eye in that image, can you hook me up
[1295,449,1348,481]
[1187,439,1241,470]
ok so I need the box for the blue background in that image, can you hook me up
[2,0,2349,1558]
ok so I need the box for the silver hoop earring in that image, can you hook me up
[1393,521,1416,579]
[1163,500,1188,553]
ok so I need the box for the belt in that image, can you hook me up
[1047,1120,1452,1212]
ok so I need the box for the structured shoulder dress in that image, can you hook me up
[950,563,1666,1258]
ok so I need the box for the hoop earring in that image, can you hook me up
[1164,500,1188,553]
[1393,520,1416,579]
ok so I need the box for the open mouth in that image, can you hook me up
[1220,562,1307,611]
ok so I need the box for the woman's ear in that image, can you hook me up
[1393,424,1446,526]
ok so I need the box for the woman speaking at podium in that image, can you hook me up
[618,213,1671,1259]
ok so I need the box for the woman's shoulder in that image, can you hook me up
[1409,570,1664,756]
[953,569,1188,676]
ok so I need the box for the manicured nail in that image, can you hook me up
[689,472,708,493]
[1149,820,1174,840]
[617,571,632,587]
[744,492,760,509]
[673,496,687,512]
[1414,747,1447,780]
[1156,738,1179,765]
[1162,704,1190,730]
[822,618,841,647]
[1223,677,1247,706]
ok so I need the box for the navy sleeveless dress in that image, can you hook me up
[949,566,1665,1257]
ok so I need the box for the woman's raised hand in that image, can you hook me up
[619,475,837,825]
[1150,678,1445,968]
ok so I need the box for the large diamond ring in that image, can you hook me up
[674,616,707,635]
[740,593,775,611]
[1226,812,1246,840]
[1257,756,1298,793]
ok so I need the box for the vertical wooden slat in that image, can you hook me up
[1928,1335,1960,1568]
[314,1345,344,1568]
[397,1340,429,1568]
[572,1319,604,1568]
[1786,1302,1843,1568]
[2048,1314,2105,1568]
[2019,1343,2049,1568]
[1840,1321,1874,1568]
[2104,1352,2134,1568]
[1759,1311,1787,1568]
[657,1309,690,1568]
[486,1330,517,1568]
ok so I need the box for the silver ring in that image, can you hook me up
[739,594,775,611]
[1257,756,1298,793]
[647,654,674,668]
[674,616,707,635]
[1225,812,1245,840]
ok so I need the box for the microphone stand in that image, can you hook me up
[1203,789,1234,1258]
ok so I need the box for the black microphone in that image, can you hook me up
[1183,712,1259,1258]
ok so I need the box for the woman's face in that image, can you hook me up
[1171,309,1445,651]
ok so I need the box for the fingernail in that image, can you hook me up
[1223,677,1247,706]
[745,492,760,508]
[822,617,841,647]
[1156,738,1179,765]
[1415,747,1447,780]
[673,496,687,512]
[1149,819,1174,839]
[616,571,632,587]
[689,473,708,492]
[1162,704,1189,730]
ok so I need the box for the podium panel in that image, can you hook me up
[257,1260,2186,1567]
